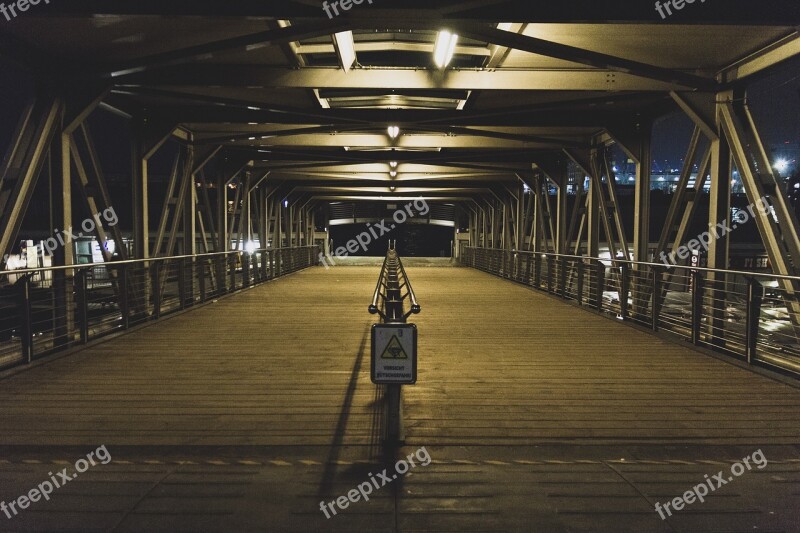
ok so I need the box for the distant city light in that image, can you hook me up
[774,158,789,173]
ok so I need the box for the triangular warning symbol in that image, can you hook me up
[381,335,408,359]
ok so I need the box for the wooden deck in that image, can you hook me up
[1,265,799,532]
[0,265,798,447]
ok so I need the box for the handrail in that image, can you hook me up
[0,246,315,277]
[462,246,800,376]
[0,245,321,371]
[503,249,800,284]
[368,245,421,322]
[368,254,390,316]
[396,254,421,314]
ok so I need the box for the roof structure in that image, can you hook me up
[2,0,797,202]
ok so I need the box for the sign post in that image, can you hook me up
[372,323,417,443]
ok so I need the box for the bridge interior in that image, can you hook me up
[1,1,800,531]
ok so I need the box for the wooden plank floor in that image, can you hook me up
[0,265,798,447]
[406,267,800,446]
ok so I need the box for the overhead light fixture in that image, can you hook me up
[390,171,397,178]
[434,30,458,68]
[390,186,396,192]
[389,161,398,168]
[332,31,356,73]
[387,126,400,139]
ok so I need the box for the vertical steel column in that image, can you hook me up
[554,164,568,255]
[707,98,732,348]
[586,167,600,259]
[183,145,196,306]
[632,125,653,318]
[216,172,229,294]
[130,121,150,262]
[51,116,74,349]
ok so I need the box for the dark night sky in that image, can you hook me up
[654,55,800,169]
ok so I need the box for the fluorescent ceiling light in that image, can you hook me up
[434,30,458,68]
[332,31,356,73]
[387,126,400,139]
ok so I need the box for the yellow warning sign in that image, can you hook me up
[381,335,408,359]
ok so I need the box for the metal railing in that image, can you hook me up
[0,245,320,371]
[368,243,421,444]
[368,244,421,323]
[463,247,800,376]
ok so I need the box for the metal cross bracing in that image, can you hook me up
[0,1,799,372]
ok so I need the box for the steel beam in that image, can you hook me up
[117,66,689,92]
[0,97,62,262]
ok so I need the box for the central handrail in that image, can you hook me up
[368,242,421,322]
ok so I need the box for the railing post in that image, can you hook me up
[119,264,130,329]
[651,267,662,332]
[177,258,187,310]
[577,260,585,306]
[261,250,268,281]
[745,278,763,364]
[525,254,533,285]
[198,259,207,303]
[559,256,568,298]
[620,263,629,320]
[216,255,226,295]
[229,253,237,292]
[546,255,553,293]
[151,263,161,320]
[691,270,704,345]
[242,252,251,288]
[534,254,541,288]
[18,275,33,364]
[595,261,605,312]
[77,269,89,343]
